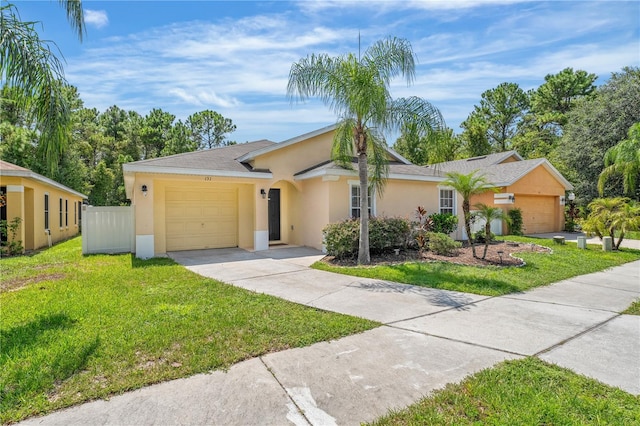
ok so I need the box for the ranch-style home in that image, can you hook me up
[0,160,87,252]
[123,125,572,259]
[431,151,574,235]
[123,125,465,258]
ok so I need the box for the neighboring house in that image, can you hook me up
[0,160,87,252]
[123,124,465,258]
[430,151,573,235]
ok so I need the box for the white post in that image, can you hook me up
[577,236,587,249]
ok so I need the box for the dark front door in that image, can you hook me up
[268,188,281,241]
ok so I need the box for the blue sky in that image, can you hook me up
[15,0,640,143]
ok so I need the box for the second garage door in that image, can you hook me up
[165,187,238,251]
[518,195,557,234]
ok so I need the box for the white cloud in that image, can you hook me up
[64,1,639,142]
[84,10,108,29]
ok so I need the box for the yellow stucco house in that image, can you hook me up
[432,151,574,235]
[123,125,573,259]
[0,160,87,252]
[123,125,467,258]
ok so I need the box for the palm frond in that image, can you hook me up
[366,128,389,196]
[1,4,71,171]
[59,0,85,41]
[332,119,355,168]
[388,96,446,134]
[363,37,415,86]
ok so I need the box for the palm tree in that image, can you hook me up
[473,203,505,259]
[1,1,85,172]
[598,123,640,199]
[583,197,640,249]
[442,171,496,258]
[287,36,444,264]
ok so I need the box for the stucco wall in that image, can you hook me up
[252,132,334,182]
[469,164,566,234]
[0,176,83,251]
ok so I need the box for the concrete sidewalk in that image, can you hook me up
[19,248,640,426]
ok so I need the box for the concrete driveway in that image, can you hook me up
[19,246,640,426]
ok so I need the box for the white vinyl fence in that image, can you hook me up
[82,206,135,254]
[470,213,503,236]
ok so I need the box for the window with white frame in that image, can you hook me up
[439,188,455,214]
[350,183,374,218]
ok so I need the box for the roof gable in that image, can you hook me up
[428,152,572,190]
[0,160,88,198]
[237,124,411,165]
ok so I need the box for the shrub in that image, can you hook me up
[473,229,495,244]
[428,213,458,235]
[413,206,433,253]
[323,216,411,258]
[368,216,411,254]
[507,208,523,235]
[427,232,461,256]
[323,219,359,258]
[0,217,23,256]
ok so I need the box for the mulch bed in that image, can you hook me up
[324,240,551,268]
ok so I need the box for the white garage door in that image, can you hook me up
[166,187,238,251]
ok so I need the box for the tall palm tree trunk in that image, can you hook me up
[463,202,477,258]
[358,151,371,264]
[482,221,490,259]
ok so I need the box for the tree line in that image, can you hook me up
[0,85,237,205]
[392,66,640,203]
[2,0,638,210]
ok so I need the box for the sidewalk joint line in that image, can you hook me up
[565,279,640,294]
[259,357,313,426]
[499,296,618,313]
[385,324,527,357]
[533,313,621,357]
[226,268,310,283]
[384,295,496,325]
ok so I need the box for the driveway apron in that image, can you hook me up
[18,248,640,426]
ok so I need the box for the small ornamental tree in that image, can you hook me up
[442,171,497,258]
[473,203,505,259]
[582,197,640,250]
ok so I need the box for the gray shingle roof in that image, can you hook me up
[294,160,445,180]
[429,151,522,174]
[428,152,572,189]
[125,140,276,173]
[0,160,88,198]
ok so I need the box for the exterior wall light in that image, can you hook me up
[260,188,267,199]
[141,184,148,197]
[508,195,515,203]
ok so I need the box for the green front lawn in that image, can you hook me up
[0,238,378,423]
[369,357,640,425]
[314,236,640,296]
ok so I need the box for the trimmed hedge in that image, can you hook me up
[429,213,458,235]
[323,217,411,258]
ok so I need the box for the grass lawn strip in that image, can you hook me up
[0,238,379,424]
[314,236,640,296]
[369,357,640,425]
